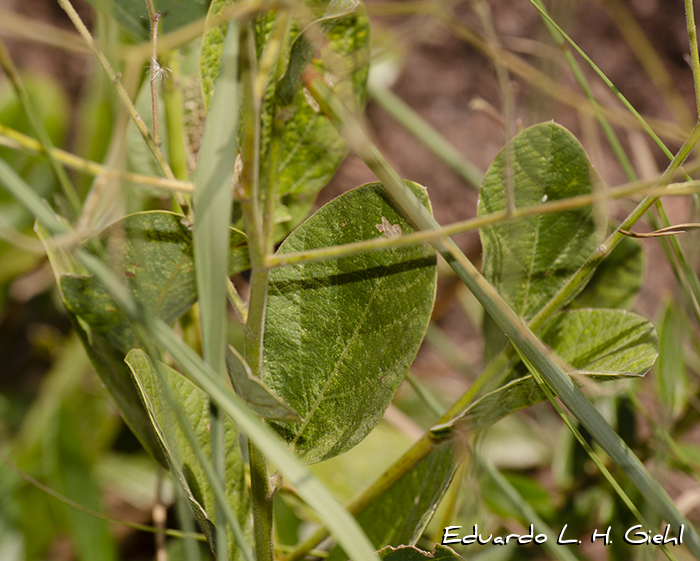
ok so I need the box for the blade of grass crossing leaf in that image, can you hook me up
[125,349,253,561]
[300,72,700,558]
[192,19,241,561]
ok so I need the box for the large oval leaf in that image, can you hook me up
[262,182,437,463]
[478,122,600,358]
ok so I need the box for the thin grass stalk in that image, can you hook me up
[301,68,700,558]
[145,0,162,148]
[0,123,194,192]
[191,17,242,561]
[524,362,681,561]
[532,0,700,327]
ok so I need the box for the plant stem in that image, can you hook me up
[686,0,700,114]
[238,22,275,561]
[146,0,162,147]
[0,123,193,192]
[162,51,190,181]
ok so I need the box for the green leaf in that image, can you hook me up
[125,349,250,560]
[202,0,370,235]
[59,211,249,353]
[657,301,688,419]
[200,0,233,111]
[444,309,657,434]
[378,545,463,561]
[226,345,301,421]
[569,233,644,310]
[84,0,211,41]
[35,222,166,465]
[478,122,600,358]
[262,182,437,462]
[327,441,457,561]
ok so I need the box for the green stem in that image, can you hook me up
[163,52,190,181]
[239,23,275,561]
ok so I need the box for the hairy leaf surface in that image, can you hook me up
[263,182,437,463]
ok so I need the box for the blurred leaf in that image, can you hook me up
[378,545,463,560]
[444,309,657,434]
[262,182,437,463]
[570,234,644,310]
[84,0,211,41]
[0,75,69,226]
[310,422,412,503]
[126,349,250,559]
[479,122,599,359]
[35,221,166,465]
[59,211,249,353]
[226,345,301,421]
[55,401,118,561]
[657,301,688,420]
[202,0,370,236]
[327,441,457,561]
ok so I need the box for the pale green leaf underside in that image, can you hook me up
[263,182,437,463]
[36,221,165,464]
[327,441,456,561]
[446,309,657,433]
[126,349,250,560]
[478,122,599,321]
